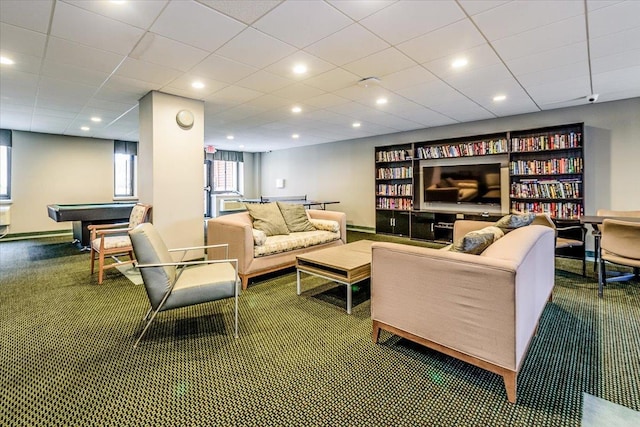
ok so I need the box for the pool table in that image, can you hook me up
[47,202,136,248]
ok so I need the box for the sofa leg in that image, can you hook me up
[240,275,249,290]
[372,320,381,344]
[548,292,553,303]
[503,372,517,403]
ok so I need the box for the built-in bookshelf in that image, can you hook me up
[374,123,586,240]
[509,123,584,220]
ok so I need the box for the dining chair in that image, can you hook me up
[598,219,640,297]
[532,213,586,276]
[89,203,152,284]
[592,209,640,274]
[129,222,240,348]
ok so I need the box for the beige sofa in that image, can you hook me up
[370,220,555,403]
[207,210,346,289]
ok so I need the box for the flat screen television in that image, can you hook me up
[422,163,503,207]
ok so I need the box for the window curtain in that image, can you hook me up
[206,150,243,162]
[0,129,11,147]
[114,140,137,155]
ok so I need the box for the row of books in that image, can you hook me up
[510,179,582,199]
[376,197,412,210]
[416,139,508,159]
[376,183,413,196]
[376,149,411,162]
[510,202,584,220]
[376,167,413,179]
[511,132,582,152]
[509,157,583,175]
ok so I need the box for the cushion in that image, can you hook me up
[450,225,505,255]
[277,202,316,232]
[495,213,537,232]
[252,229,267,246]
[309,219,340,233]
[244,202,290,236]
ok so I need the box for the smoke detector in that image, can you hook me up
[357,77,381,88]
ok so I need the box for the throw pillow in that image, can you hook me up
[245,202,290,236]
[277,202,316,232]
[495,213,537,232]
[450,225,505,255]
[252,229,267,246]
[309,219,340,233]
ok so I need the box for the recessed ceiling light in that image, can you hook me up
[291,106,302,113]
[81,126,90,131]
[192,81,205,89]
[292,134,299,139]
[352,122,361,128]
[0,56,15,65]
[293,64,307,74]
[376,97,388,105]
[452,58,468,68]
[90,117,102,122]
[493,95,507,102]
[227,135,234,140]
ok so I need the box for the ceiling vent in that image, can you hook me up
[357,77,381,88]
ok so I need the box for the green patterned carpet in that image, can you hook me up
[1,233,638,426]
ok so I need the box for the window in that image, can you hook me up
[213,160,242,192]
[0,129,11,200]
[114,140,137,198]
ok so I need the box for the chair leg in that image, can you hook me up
[134,309,161,348]
[90,247,95,274]
[98,252,105,284]
[598,259,606,298]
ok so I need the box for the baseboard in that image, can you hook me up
[347,225,375,233]
[0,230,73,241]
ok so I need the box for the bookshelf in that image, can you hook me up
[375,144,413,236]
[509,123,584,220]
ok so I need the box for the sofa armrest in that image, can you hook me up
[308,209,347,244]
[207,216,254,274]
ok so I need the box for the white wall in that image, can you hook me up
[8,131,114,234]
[260,97,640,244]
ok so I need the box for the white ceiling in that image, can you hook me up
[1,0,639,152]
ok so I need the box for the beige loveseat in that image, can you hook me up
[370,219,555,403]
[207,209,346,289]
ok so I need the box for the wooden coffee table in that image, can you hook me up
[295,240,373,314]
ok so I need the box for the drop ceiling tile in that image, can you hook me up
[0,23,47,57]
[37,76,96,101]
[254,1,352,49]
[396,80,466,108]
[215,27,297,68]
[191,54,258,84]
[592,49,640,74]
[441,63,515,91]
[42,60,110,87]
[165,73,228,97]
[0,0,53,33]
[332,84,390,102]
[305,24,389,66]
[342,48,416,79]
[206,85,264,104]
[35,97,85,114]
[458,1,510,16]
[422,44,501,80]
[303,68,361,92]
[378,66,437,91]
[327,1,394,21]
[589,1,640,38]
[429,99,494,122]
[236,70,294,93]
[331,101,378,118]
[29,115,72,134]
[516,60,590,87]
[150,1,245,52]
[64,0,168,29]
[244,94,292,110]
[302,93,351,109]
[200,0,281,25]
[491,15,586,61]
[462,78,530,104]
[397,19,486,65]
[95,75,160,104]
[270,83,326,102]
[590,27,640,59]
[46,37,125,73]
[526,75,591,106]
[115,58,181,86]
[357,111,423,131]
[264,51,335,80]
[0,103,34,114]
[86,98,136,114]
[505,42,588,76]
[482,96,540,117]
[51,1,145,55]
[593,66,640,93]
[393,106,457,127]
[360,0,464,45]
[0,50,43,74]
[471,1,582,41]
[129,33,210,72]
[0,68,39,98]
